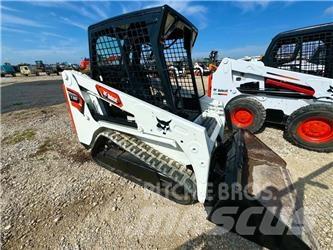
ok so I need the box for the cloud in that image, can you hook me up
[120,4,130,14]
[23,39,36,43]
[28,1,109,21]
[28,1,66,8]
[59,17,87,30]
[2,28,70,47]
[2,26,32,34]
[57,2,97,20]
[2,13,49,28]
[223,45,267,58]
[119,1,142,14]
[0,5,20,12]
[324,6,333,16]
[90,5,108,20]
[144,1,208,29]
[145,1,207,16]
[233,1,271,13]
[120,1,208,28]
[78,6,98,20]
[41,32,67,39]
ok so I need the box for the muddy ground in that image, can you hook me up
[1,76,332,249]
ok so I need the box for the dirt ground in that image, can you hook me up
[1,76,332,249]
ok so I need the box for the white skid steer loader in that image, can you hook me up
[62,5,316,249]
[208,23,333,152]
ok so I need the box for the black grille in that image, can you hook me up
[165,38,195,99]
[163,31,202,117]
[89,6,201,120]
[91,21,168,109]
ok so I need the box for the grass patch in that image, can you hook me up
[2,129,36,145]
[33,138,53,156]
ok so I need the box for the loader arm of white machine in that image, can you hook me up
[62,70,224,203]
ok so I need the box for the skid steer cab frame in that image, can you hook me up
[263,22,333,79]
[88,5,205,122]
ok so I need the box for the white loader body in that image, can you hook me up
[63,70,225,203]
[211,58,333,115]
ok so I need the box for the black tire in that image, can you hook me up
[284,104,333,152]
[225,98,266,133]
[1,73,5,77]
[12,73,16,77]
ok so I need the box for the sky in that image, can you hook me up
[1,1,333,64]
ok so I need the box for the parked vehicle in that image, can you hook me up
[12,65,21,74]
[80,58,90,70]
[169,60,187,77]
[71,64,80,71]
[35,60,46,76]
[34,60,62,75]
[58,62,72,71]
[194,62,210,76]
[19,65,36,76]
[194,51,220,76]
[79,58,90,74]
[209,22,333,152]
[45,64,61,75]
[1,63,16,77]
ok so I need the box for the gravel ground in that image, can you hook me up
[1,77,332,249]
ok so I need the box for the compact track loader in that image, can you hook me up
[62,5,315,249]
[208,23,333,152]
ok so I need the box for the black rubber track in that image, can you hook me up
[94,130,197,204]
[225,97,266,133]
[284,104,333,152]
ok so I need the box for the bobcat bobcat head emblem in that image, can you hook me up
[156,118,172,135]
[328,85,333,94]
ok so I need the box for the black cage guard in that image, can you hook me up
[264,23,333,79]
[88,5,202,121]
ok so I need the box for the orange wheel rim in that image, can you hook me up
[297,117,333,144]
[231,108,254,128]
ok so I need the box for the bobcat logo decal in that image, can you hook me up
[328,85,333,94]
[156,118,172,135]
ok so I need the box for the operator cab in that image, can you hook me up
[88,5,203,124]
[263,23,333,78]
